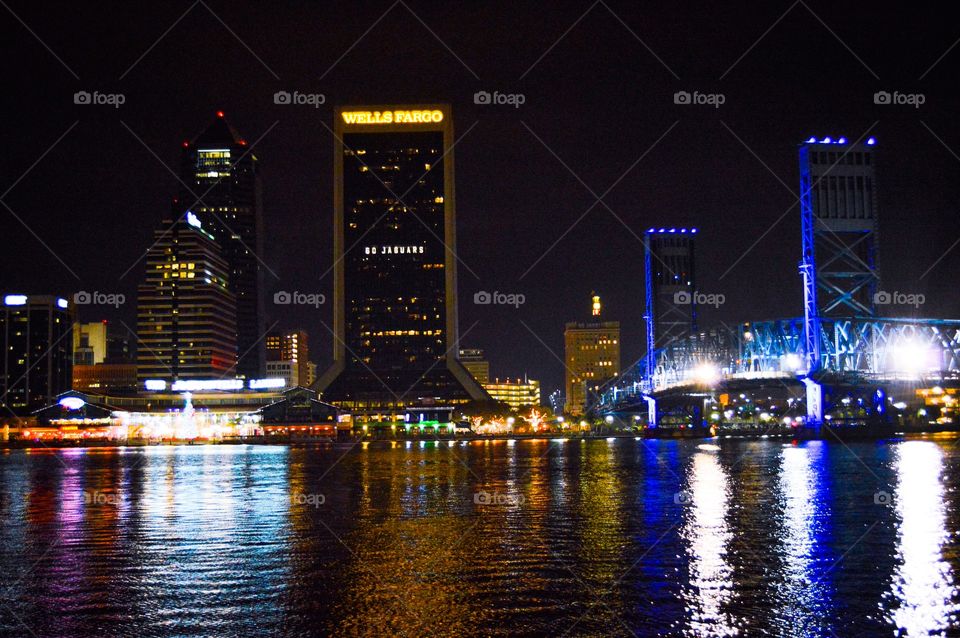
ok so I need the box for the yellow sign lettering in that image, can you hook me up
[341,109,444,125]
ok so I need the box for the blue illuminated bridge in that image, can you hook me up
[597,316,960,433]
[598,136,960,435]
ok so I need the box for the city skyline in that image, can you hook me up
[4,2,960,397]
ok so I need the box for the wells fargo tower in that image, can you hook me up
[316,105,487,414]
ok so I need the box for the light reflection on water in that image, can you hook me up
[886,441,959,634]
[1,439,960,637]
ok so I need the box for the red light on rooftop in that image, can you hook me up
[182,141,189,147]
[216,110,225,118]
[238,139,247,146]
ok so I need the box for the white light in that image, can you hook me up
[171,379,243,392]
[144,379,167,391]
[186,211,202,228]
[4,295,27,306]
[782,353,803,372]
[605,415,614,424]
[692,363,720,386]
[891,342,938,377]
[59,396,85,410]
[57,298,68,309]
[249,378,285,389]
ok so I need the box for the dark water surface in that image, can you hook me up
[2,437,959,637]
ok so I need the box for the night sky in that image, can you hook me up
[3,1,959,396]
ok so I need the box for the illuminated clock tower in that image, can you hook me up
[316,104,488,415]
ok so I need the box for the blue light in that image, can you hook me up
[691,228,698,234]
[4,295,27,306]
[806,137,817,143]
[837,137,847,144]
[680,228,687,233]
[659,228,666,233]
[57,298,68,309]
[866,137,876,145]
[821,137,832,144]
[669,228,676,233]
[647,228,654,233]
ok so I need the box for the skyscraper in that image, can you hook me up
[799,136,880,317]
[564,294,620,415]
[180,111,264,379]
[136,212,237,383]
[317,105,487,414]
[1,294,73,415]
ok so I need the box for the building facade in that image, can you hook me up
[180,111,265,379]
[564,295,620,415]
[73,321,107,366]
[136,213,237,384]
[317,105,487,414]
[266,330,309,386]
[484,377,541,411]
[458,347,490,384]
[1,295,73,415]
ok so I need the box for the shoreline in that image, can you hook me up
[3,427,958,449]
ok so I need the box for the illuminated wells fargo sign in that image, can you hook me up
[341,109,444,125]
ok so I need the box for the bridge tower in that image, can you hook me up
[643,228,697,386]
[798,135,880,425]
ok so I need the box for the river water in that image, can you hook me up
[1,437,959,637]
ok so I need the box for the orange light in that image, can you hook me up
[216,110,225,118]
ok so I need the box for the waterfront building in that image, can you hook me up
[564,294,620,415]
[459,347,490,384]
[136,212,237,383]
[484,377,541,411]
[317,105,488,415]
[180,111,265,378]
[1,294,73,415]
